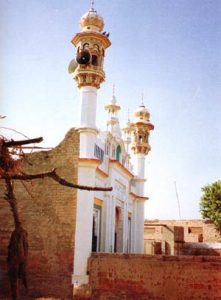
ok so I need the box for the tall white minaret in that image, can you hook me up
[130,98,154,252]
[69,3,111,289]
[70,2,111,157]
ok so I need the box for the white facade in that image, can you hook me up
[71,5,154,288]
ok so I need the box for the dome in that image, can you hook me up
[80,8,104,32]
[134,103,150,122]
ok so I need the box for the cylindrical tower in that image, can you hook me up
[130,102,154,179]
[70,4,111,290]
[130,100,154,253]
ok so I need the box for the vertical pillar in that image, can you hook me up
[73,161,99,287]
[78,86,98,158]
[134,200,145,253]
[103,193,111,252]
[79,86,97,128]
[134,154,145,252]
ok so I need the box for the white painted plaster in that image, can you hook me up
[79,86,97,128]
[73,165,97,284]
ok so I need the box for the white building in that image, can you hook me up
[69,4,154,287]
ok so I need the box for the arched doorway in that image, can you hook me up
[114,206,123,252]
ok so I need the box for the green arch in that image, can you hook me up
[116,145,121,161]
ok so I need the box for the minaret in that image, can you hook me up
[105,85,121,137]
[70,3,111,289]
[70,2,111,157]
[122,110,132,169]
[130,98,154,252]
[122,109,132,153]
[130,98,154,179]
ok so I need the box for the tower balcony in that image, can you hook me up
[131,142,151,155]
[73,66,105,89]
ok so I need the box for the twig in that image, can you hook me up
[0,127,30,139]
[1,169,113,191]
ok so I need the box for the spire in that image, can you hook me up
[111,84,117,104]
[127,108,130,123]
[89,0,95,12]
[105,86,121,137]
[105,85,120,111]
[140,93,144,106]
[112,83,115,96]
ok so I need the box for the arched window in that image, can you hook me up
[83,43,89,49]
[116,145,121,161]
[92,55,98,66]
[94,44,100,52]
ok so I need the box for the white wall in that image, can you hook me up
[73,164,98,286]
[79,86,97,128]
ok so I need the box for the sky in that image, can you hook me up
[1,0,221,220]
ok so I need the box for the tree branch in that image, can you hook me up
[1,169,112,191]
[3,137,43,148]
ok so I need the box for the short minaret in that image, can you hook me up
[122,109,132,153]
[105,85,121,138]
[130,98,154,252]
[130,99,154,178]
[69,3,111,290]
[70,2,111,157]
[122,110,132,169]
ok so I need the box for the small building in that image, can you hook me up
[144,219,221,256]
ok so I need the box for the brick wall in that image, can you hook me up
[0,128,79,299]
[87,253,221,300]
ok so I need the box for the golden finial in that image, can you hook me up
[112,84,115,96]
[110,84,117,104]
[141,93,144,106]
[90,0,95,11]
[127,108,130,122]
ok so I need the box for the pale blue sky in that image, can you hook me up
[1,0,221,219]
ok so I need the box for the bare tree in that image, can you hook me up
[0,136,112,299]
